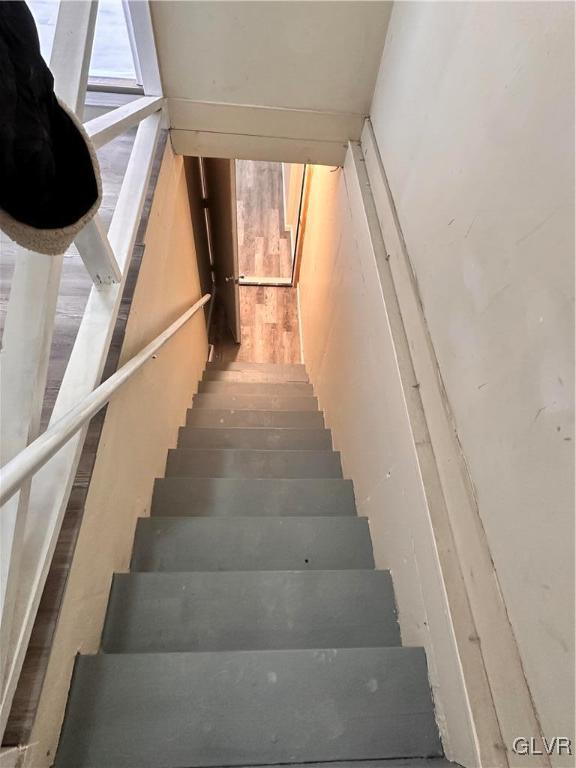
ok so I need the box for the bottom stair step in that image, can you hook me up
[55,648,442,767]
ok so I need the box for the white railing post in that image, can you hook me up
[125,1,162,97]
[0,112,162,739]
[0,0,98,737]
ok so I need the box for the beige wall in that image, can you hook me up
[26,142,208,767]
[369,2,574,762]
[298,158,482,766]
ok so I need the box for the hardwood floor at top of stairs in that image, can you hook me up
[210,285,301,365]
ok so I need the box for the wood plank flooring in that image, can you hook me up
[236,160,293,280]
[210,285,301,365]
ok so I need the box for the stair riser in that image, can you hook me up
[186,409,325,429]
[151,478,357,518]
[198,381,314,396]
[193,394,318,411]
[203,371,310,383]
[177,427,332,451]
[131,517,375,572]
[165,449,343,479]
[207,361,306,374]
[102,571,401,653]
[55,648,442,767]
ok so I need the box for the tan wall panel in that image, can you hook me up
[26,142,208,767]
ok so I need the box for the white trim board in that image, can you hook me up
[167,99,360,166]
[170,129,346,167]
[167,99,364,143]
[359,121,547,766]
[339,146,484,767]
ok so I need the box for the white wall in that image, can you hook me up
[151,1,392,164]
[298,157,489,768]
[369,1,574,763]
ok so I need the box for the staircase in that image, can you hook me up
[55,361,450,768]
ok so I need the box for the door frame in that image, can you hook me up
[236,163,308,288]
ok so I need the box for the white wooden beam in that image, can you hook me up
[0,113,162,739]
[50,1,98,117]
[74,216,122,286]
[0,0,98,737]
[125,1,163,97]
[84,96,164,149]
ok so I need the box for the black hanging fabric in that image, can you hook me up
[0,1,101,255]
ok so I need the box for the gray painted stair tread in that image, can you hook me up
[131,517,374,571]
[207,361,307,374]
[225,762,457,768]
[151,477,356,517]
[177,427,332,450]
[55,647,442,767]
[198,381,313,395]
[193,393,318,411]
[222,761,457,768]
[186,409,325,428]
[203,370,309,383]
[102,570,400,653]
[166,448,343,478]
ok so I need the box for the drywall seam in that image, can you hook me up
[359,121,549,767]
